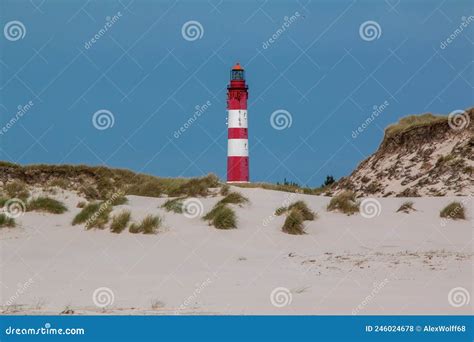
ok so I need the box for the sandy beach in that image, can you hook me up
[0,187,472,315]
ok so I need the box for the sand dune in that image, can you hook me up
[1,187,472,315]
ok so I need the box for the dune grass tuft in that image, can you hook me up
[203,203,237,229]
[4,180,29,200]
[210,205,237,229]
[397,201,415,213]
[275,201,316,219]
[110,195,128,206]
[161,197,184,213]
[327,191,359,215]
[110,210,131,233]
[282,209,305,235]
[203,203,225,221]
[220,184,230,196]
[27,196,67,214]
[72,202,111,229]
[440,202,465,220]
[0,213,15,228]
[218,192,249,206]
[129,214,161,234]
[385,113,446,137]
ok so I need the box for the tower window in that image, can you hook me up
[231,70,244,80]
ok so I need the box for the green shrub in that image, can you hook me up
[397,201,415,213]
[127,181,164,198]
[110,210,131,233]
[27,197,67,214]
[218,192,249,206]
[0,213,15,228]
[327,191,359,215]
[0,197,8,207]
[49,178,69,189]
[287,201,315,221]
[220,184,230,196]
[129,215,161,234]
[282,209,305,235]
[161,198,184,213]
[440,202,465,220]
[72,202,112,229]
[275,206,287,216]
[211,205,236,229]
[79,185,100,200]
[4,180,29,200]
[203,202,237,229]
[203,203,226,221]
[110,195,128,206]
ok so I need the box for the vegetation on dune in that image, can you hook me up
[218,191,249,206]
[233,174,337,196]
[327,190,359,215]
[275,206,287,216]
[161,197,184,213]
[129,215,161,234]
[72,202,112,229]
[220,184,230,196]
[0,162,220,200]
[440,202,465,220]
[27,196,67,214]
[385,114,446,137]
[277,201,315,235]
[0,197,8,207]
[275,201,316,220]
[203,203,237,229]
[110,210,131,234]
[109,195,128,206]
[203,203,226,221]
[4,180,29,200]
[212,206,236,229]
[0,213,15,228]
[397,201,415,213]
[282,209,305,235]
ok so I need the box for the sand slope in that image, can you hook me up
[0,187,472,315]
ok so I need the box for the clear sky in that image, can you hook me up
[0,0,472,187]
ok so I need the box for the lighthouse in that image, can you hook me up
[227,63,249,183]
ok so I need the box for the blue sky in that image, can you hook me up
[0,0,472,187]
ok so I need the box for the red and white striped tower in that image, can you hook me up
[227,63,249,183]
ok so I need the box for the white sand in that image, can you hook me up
[0,187,472,315]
